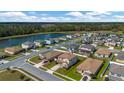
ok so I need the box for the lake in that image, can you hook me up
[0,33,66,48]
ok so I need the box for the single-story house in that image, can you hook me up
[57,52,78,69]
[21,41,34,49]
[79,44,96,56]
[116,52,124,64]
[94,40,104,46]
[53,38,60,43]
[109,62,124,81]
[73,33,81,38]
[58,37,67,41]
[104,41,116,47]
[39,51,63,61]
[82,37,92,44]
[116,41,121,47]
[77,58,103,75]
[121,42,124,47]
[44,39,54,45]
[34,40,44,47]
[4,46,24,55]
[65,43,80,53]
[66,35,72,39]
[95,48,112,58]
[0,52,6,59]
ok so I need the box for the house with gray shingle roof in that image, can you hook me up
[116,52,124,64]
[109,62,124,81]
[79,44,96,56]
[22,41,34,49]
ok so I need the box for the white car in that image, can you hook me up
[0,60,9,65]
[24,53,30,56]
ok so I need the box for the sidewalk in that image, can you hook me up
[34,61,44,68]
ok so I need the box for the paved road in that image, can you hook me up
[20,63,61,81]
[0,48,62,81]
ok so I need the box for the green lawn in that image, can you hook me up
[0,70,33,81]
[29,56,41,64]
[114,46,122,50]
[53,72,72,81]
[5,53,23,61]
[36,46,46,50]
[29,56,58,69]
[44,61,57,69]
[0,48,4,52]
[56,57,85,81]
[96,61,109,80]
[98,45,109,48]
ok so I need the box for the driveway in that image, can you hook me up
[51,64,61,71]
[34,61,44,68]
[46,64,61,74]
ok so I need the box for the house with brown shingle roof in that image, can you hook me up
[77,58,103,75]
[4,46,24,55]
[57,52,78,69]
[39,51,63,61]
[95,48,112,58]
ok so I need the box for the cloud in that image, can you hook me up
[0,11,123,22]
[66,11,83,17]
[86,11,111,16]
[0,12,26,17]
[114,15,124,19]
[0,12,38,22]
[40,17,58,21]
[66,12,105,22]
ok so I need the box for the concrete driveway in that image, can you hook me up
[51,64,61,71]
[46,64,61,74]
[34,62,44,68]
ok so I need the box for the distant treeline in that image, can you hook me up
[0,22,124,37]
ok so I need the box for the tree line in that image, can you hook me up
[0,22,124,37]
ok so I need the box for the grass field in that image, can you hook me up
[5,54,23,61]
[29,56,41,64]
[53,72,72,81]
[44,61,57,69]
[96,61,109,80]
[0,70,33,81]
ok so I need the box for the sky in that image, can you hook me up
[1,11,124,22]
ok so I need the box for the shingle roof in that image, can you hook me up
[43,51,63,60]
[95,48,112,55]
[58,52,76,60]
[77,58,103,74]
[80,44,95,50]
[116,52,124,60]
[110,63,124,76]
[5,46,23,53]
